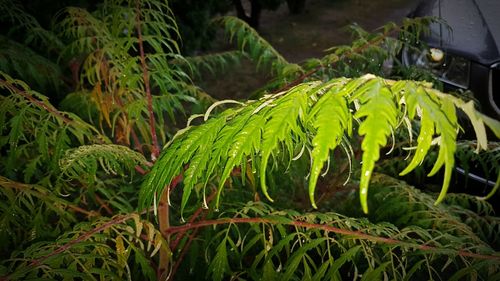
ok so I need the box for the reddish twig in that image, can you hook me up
[1,208,154,280]
[135,165,148,175]
[0,78,72,124]
[135,1,160,161]
[29,214,134,267]
[95,194,113,215]
[169,188,218,250]
[130,128,145,154]
[167,188,226,280]
[168,211,208,281]
[165,217,500,261]
[65,204,98,218]
[157,188,170,280]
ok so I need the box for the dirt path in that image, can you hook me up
[259,0,421,62]
[200,0,421,100]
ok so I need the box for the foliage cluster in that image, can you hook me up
[0,0,499,280]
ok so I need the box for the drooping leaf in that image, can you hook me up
[354,79,399,213]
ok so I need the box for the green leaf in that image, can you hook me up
[282,238,327,281]
[134,250,156,281]
[402,259,426,281]
[208,239,231,281]
[308,84,351,208]
[181,117,225,215]
[399,108,434,175]
[326,245,361,278]
[360,261,391,281]
[355,79,398,213]
[260,83,315,202]
[216,112,265,207]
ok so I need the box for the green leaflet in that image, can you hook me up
[399,108,434,175]
[479,113,500,138]
[60,144,148,181]
[360,262,392,281]
[180,118,225,215]
[355,80,398,213]
[282,238,328,281]
[204,103,263,207]
[478,172,500,200]
[308,85,351,208]
[208,238,231,281]
[429,97,457,204]
[213,16,299,75]
[259,83,316,202]
[430,89,499,151]
[217,114,265,206]
[401,86,457,205]
[139,133,185,209]
[182,51,244,78]
[146,116,226,213]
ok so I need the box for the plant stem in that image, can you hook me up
[167,188,218,280]
[2,208,153,280]
[0,78,72,124]
[168,212,208,280]
[157,189,170,280]
[157,172,184,280]
[114,96,145,154]
[135,1,160,161]
[170,188,217,250]
[29,214,134,267]
[165,217,500,261]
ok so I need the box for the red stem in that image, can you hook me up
[114,96,145,155]
[134,165,148,175]
[165,217,500,261]
[2,208,153,280]
[29,214,134,267]
[157,188,170,279]
[0,78,72,124]
[135,1,160,160]
[169,188,217,250]
[168,211,208,280]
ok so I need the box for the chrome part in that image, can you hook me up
[488,62,500,116]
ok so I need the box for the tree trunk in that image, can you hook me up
[233,0,262,29]
[286,0,306,14]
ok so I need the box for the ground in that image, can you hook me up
[199,0,421,100]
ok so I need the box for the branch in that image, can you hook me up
[157,171,184,279]
[1,208,154,281]
[168,211,208,281]
[135,1,160,161]
[0,176,97,218]
[170,188,218,250]
[0,77,72,124]
[29,214,134,267]
[165,217,500,261]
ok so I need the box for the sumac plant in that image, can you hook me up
[0,0,499,280]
